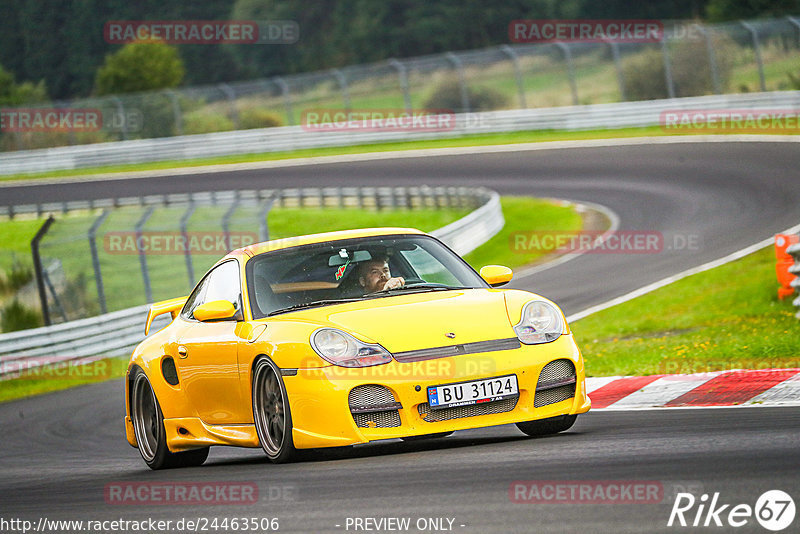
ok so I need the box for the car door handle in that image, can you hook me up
[177,345,188,358]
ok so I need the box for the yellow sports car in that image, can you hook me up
[125,227,590,469]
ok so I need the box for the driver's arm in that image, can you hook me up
[382,276,405,291]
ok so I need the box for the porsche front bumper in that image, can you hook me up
[284,334,591,449]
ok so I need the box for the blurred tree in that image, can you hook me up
[706,0,800,21]
[0,64,48,105]
[94,41,185,95]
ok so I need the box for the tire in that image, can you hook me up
[401,432,453,441]
[252,357,297,463]
[130,369,209,470]
[516,414,577,437]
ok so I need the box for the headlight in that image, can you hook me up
[513,300,564,344]
[310,328,392,367]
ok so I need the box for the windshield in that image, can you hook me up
[246,234,487,318]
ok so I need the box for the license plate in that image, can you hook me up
[427,374,518,410]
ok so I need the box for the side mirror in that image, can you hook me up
[193,300,237,322]
[479,265,513,287]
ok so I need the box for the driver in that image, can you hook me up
[357,257,405,293]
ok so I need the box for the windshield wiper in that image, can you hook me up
[267,298,363,316]
[366,284,472,296]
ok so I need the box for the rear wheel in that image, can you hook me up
[130,369,209,469]
[516,414,577,437]
[252,357,297,463]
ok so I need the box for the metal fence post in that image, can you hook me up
[695,25,721,94]
[604,40,626,101]
[219,84,240,129]
[44,266,68,323]
[180,202,196,288]
[661,39,676,98]
[57,101,77,146]
[500,45,527,108]
[274,77,295,126]
[135,206,155,303]
[31,216,55,326]
[740,22,766,92]
[164,89,183,135]
[554,42,579,105]
[259,197,275,242]
[388,59,413,113]
[445,52,470,113]
[788,17,800,45]
[111,96,128,140]
[221,193,241,251]
[331,69,351,112]
[88,209,110,315]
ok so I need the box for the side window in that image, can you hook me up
[183,261,242,320]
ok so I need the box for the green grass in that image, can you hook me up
[5,125,793,184]
[0,356,129,404]
[572,247,800,377]
[0,218,43,270]
[463,197,583,270]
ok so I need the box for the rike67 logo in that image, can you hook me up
[668,490,795,531]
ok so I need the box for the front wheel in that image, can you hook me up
[130,369,209,469]
[252,357,297,463]
[516,414,577,437]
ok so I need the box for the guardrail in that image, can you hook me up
[0,186,502,376]
[3,185,485,221]
[2,91,799,176]
[789,242,800,318]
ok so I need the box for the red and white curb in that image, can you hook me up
[586,369,800,410]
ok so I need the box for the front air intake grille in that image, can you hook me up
[349,385,402,428]
[349,384,396,408]
[534,359,576,408]
[352,410,401,428]
[417,396,518,422]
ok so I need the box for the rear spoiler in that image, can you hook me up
[144,296,188,336]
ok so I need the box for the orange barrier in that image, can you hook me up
[775,234,799,300]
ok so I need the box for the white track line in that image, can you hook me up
[608,373,722,409]
[745,373,800,406]
[566,221,800,323]
[514,199,621,280]
[584,376,622,393]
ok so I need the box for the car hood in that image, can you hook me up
[311,288,516,354]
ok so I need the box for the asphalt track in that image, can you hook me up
[2,139,800,533]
